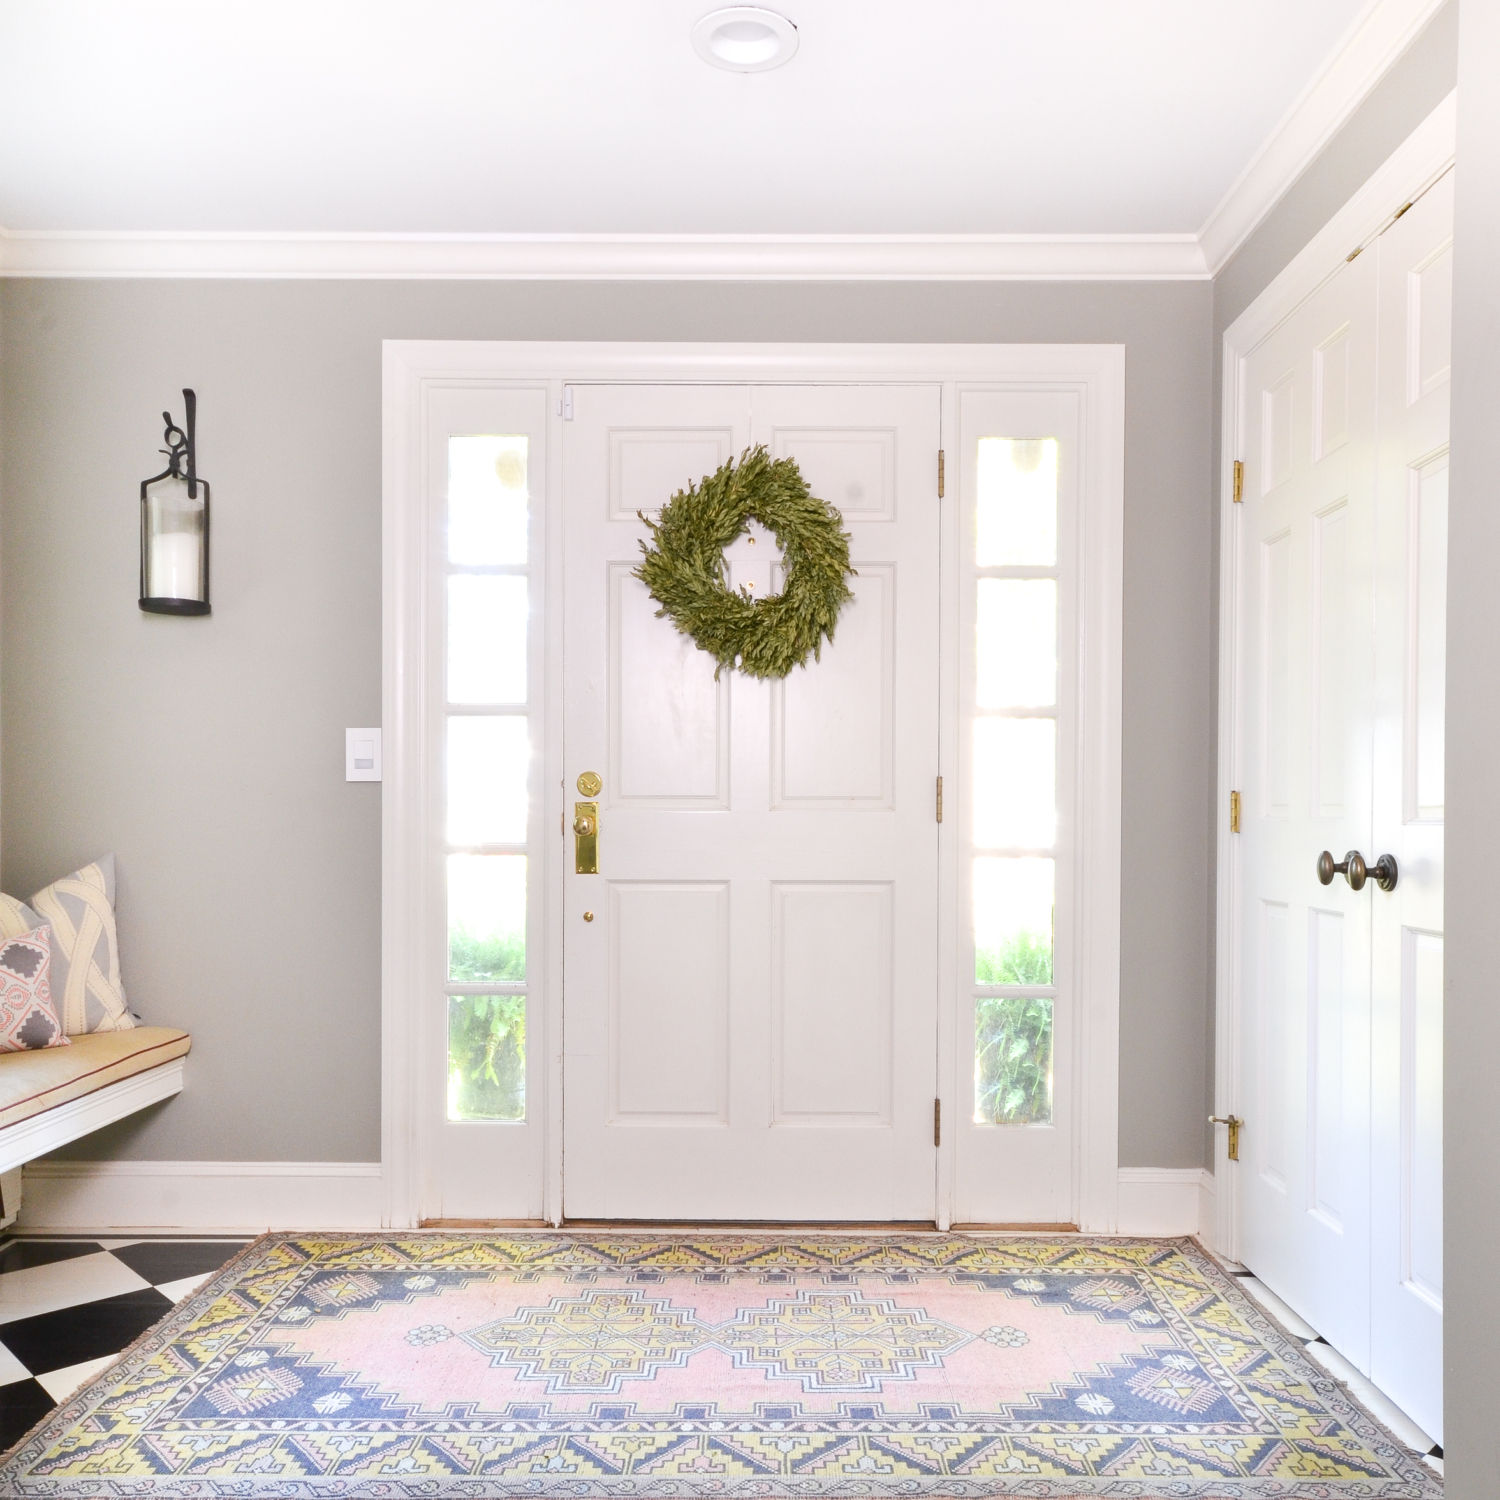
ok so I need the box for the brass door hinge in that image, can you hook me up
[934,1098,941,1147]
[1230,790,1241,833]
[936,775,944,823]
[1232,459,1244,504]
[937,449,945,498]
[1210,1114,1242,1160]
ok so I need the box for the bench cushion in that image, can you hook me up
[0,1026,190,1131]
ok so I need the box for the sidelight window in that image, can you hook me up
[972,438,1058,1126]
[444,435,531,1122]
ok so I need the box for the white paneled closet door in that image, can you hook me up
[1236,246,1379,1370]
[560,382,942,1221]
[1232,172,1449,1440]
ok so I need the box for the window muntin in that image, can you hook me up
[444,435,531,1123]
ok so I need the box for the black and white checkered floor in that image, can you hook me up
[0,1236,249,1451]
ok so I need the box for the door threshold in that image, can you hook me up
[951,1222,1079,1232]
[417,1219,1080,1233]
[420,1219,552,1229]
[561,1219,941,1231]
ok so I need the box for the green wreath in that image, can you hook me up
[634,445,856,680]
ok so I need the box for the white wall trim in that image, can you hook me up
[0,1060,185,1178]
[1199,0,1450,274]
[384,341,1124,1234]
[1116,1168,1215,1238]
[1223,92,1454,355]
[16,1160,383,1234]
[0,230,1208,283]
[1214,97,1455,1264]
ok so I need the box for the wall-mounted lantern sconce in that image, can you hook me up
[140,389,210,615]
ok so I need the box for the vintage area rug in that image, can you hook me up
[0,1233,1439,1498]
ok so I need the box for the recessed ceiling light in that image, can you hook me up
[691,7,798,73]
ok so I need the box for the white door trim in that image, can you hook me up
[383,341,1124,1231]
[1214,95,1456,1260]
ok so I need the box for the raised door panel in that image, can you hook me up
[609,427,736,522]
[609,882,729,1123]
[609,563,728,806]
[771,882,893,1124]
[773,428,897,522]
[773,565,894,806]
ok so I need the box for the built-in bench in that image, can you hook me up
[0,1028,190,1228]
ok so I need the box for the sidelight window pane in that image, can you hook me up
[976,437,1058,567]
[448,435,528,565]
[974,856,1053,985]
[447,716,529,844]
[977,579,1056,708]
[447,994,526,1121]
[448,574,528,705]
[448,853,526,982]
[975,996,1053,1125]
[973,718,1056,849]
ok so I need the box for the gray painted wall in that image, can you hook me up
[0,278,1213,1169]
[1444,0,1497,1486]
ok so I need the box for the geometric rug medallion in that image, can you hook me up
[0,1233,1440,1497]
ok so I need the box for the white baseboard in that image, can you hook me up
[1117,1167,1216,1239]
[17,1160,383,1233]
[15,1160,1215,1241]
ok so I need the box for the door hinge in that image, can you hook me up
[937,449,945,498]
[1232,459,1244,504]
[1210,1114,1242,1161]
[1229,790,1241,833]
[560,385,574,421]
[934,1098,941,1147]
[935,775,944,823]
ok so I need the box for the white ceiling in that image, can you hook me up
[0,0,1377,236]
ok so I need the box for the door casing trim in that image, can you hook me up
[382,341,1124,1231]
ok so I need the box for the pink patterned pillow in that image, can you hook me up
[0,926,69,1051]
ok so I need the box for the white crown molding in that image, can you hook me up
[0,0,1443,284]
[1198,0,1449,275]
[0,229,1209,281]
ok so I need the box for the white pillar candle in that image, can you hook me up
[149,531,202,600]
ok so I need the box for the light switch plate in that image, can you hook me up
[346,727,382,782]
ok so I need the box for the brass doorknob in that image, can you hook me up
[573,814,596,837]
[1316,849,1398,892]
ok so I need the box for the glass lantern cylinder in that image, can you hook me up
[141,474,209,614]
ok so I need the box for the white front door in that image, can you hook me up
[1232,173,1449,1439]
[561,382,941,1220]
